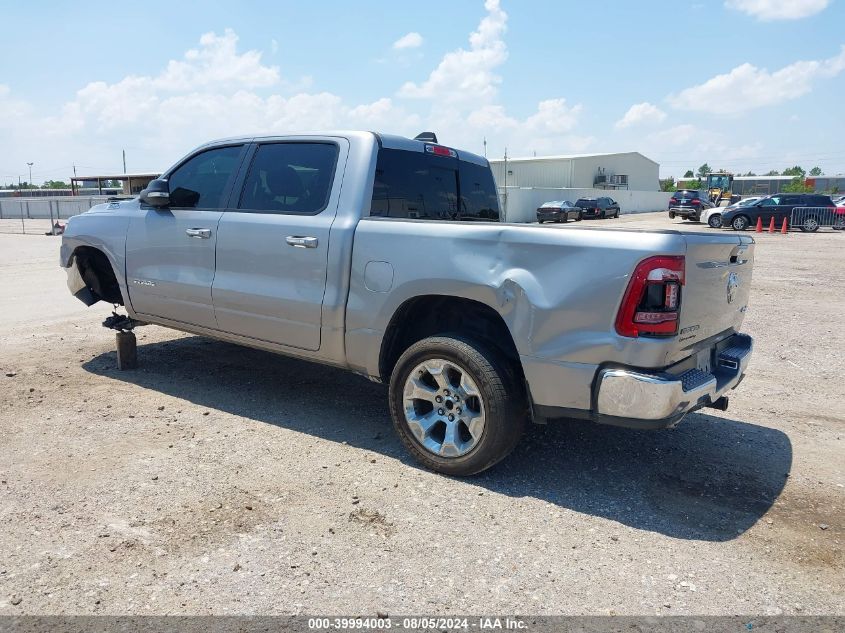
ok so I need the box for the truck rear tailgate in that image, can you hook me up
[677,232,754,350]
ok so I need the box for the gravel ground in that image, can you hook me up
[0,214,842,616]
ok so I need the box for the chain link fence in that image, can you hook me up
[0,196,111,235]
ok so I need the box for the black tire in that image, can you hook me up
[576,211,582,221]
[538,220,544,224]
[388,335,527,476]
[800,216,820,233]
[708,214,722,229]
[668,211,676,219]
[555,218,562,223]
[732,215,750,231]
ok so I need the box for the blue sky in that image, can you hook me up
[1,0,843,184]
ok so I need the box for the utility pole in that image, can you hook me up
[503,148,508,222]
[26,162,33,190]
[122,149,127,174]
[483,137,487,158]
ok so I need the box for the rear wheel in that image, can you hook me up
[388,335,527,476]
[668,211,676,219]
[576,211,583,221]
[799,216,820,232]
[732,215,750,231]
[708,213,723,228]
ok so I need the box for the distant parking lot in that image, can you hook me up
[0,214,842,615]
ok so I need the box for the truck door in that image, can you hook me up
[211,139,347,351]
[125,144,246,329]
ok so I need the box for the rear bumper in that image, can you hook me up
[526,332,753,430]
[537,211,562,221]
[669,207,700,218]
[594,333,752,429]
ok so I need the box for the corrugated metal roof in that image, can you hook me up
[489,151,659,166]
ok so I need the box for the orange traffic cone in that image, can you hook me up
[781,218,788,234]
[755,217,763,232]
[768,217,775,233]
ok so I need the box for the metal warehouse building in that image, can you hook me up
[489,151,660,192]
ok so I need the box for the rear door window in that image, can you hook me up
[238,142,339,214]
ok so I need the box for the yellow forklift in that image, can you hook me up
[706,172,734,206]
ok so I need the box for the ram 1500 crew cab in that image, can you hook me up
[61,131,754,475]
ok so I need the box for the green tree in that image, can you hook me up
[683,169,694,178]
[696,163,712,177]
[42,180,70,189]
[809,166,822,176]
[743,171,757,176]
[782,165,805,177]
[782,177,813,193]
[660,177,676,192]
[764,170,780,176]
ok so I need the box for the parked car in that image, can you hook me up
[574,197,620,219]
[537,200,582,223]
[835,199,845,230]
[60,131,755,476]
[721,193,836,232]
[668,190,715,222]
[702,196,762,229]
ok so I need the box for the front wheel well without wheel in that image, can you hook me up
[72,247,123,305]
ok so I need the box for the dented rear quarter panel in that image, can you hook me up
[345,220,692,378]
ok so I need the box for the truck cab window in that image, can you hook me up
[238,142,339,214]
[168,145,243,209]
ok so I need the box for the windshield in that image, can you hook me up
[575,199,596,206]
[676,190,699,199]
[708,175,730,189]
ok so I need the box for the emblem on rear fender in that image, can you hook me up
[727,272,739,304]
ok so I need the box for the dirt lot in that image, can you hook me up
[0,213,842,616]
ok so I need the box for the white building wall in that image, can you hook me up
[489,158,573,189]
[490,152,659,192]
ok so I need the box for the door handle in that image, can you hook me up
[185,228,211,239]
[286,236,318,249]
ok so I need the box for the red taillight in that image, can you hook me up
[425,144,457,158]
[615,256,685,338]
[690,199,701,205]
[669,197,678,203]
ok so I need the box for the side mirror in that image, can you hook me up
[140,179,170,208]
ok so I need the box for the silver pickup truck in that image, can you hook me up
[60,131,754,476]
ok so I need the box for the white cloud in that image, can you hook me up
[392,32,423,50]
[398,0,507,104]
[1,2,586,178]
[725,0,830,20]
[668,46,845,114]
[615,102,666,129]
